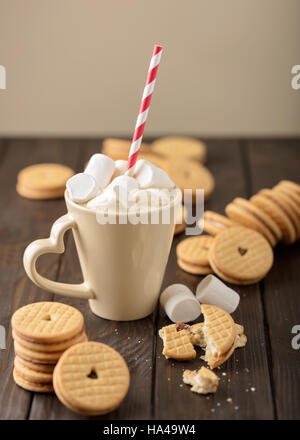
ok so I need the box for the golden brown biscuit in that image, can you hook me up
[152,137,207,163]
[17,163,74,200]
[167,161,214,202]
[159,324,196,361]
[208,226,273,283]
[53,342,130,416]
[11,302,84,344]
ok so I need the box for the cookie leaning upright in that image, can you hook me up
[16,163,74,200]
[201,304,236,369]
[53,341,130,416]
[208,226,274,285]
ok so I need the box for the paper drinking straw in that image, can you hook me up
[127,44,163,172]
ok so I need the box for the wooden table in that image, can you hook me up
[0,138,299,420]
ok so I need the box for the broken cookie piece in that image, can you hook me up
[159,323,196,361]
[235,324,247,348]
[201,304,236,369]
[183,367,219,394]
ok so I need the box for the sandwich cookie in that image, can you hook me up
[250,190,296,244]
[208,226,274,285]
[202,211,236,236]
[167,161,214,202]
[225,197,281,246]
[17,163,74,200]
[53,342,130,416]
[176,235,214,275]
[151,136,207,163]
[258,189,299,241]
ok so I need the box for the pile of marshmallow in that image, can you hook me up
[66,154,176,210]
[160,275,240,322]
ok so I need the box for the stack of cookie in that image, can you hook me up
[16,163,74,200]
[101,136,215,201]
[204,180,300,247]
[177,179,299,284]
[176,235,214,274]
[11,302,87,393]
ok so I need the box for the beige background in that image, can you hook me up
[0,0,299,137]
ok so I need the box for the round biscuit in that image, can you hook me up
[13,367,54,393]
[176,235,214,265]
[167,161,214,201]
[15,355,55,374]
[14,356,53,384]
[53,341,130,416]
[202,211,235,236]
[11,302,84,343]
[251,192,296,244]
[177,258,213,275]
[209,226,273,281]
[225,200,277,246]
[12,328,87,353]
[17,163,74,192]
[152,137,207,162]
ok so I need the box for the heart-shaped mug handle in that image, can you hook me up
[23,214,95,300]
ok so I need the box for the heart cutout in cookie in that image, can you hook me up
[87,368,98,379]
[43,314,52,321]
[238,247,248,256]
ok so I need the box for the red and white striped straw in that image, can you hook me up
[127,44,163,171]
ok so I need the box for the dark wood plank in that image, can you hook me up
[29,140,155,420]
[0,139,81,419]
[153,140,275,419]
[247,139,300,420]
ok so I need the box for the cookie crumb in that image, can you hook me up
[226,398,232,403]
[251,387,256,392]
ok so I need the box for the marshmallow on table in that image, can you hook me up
[160,284,202,323]
[134,160,175,189]
[67,154,115,203]
[196,275,240,314]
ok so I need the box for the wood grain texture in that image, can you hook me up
[0,138,299,420]
[247,140,300,420]
[153,140,274,420]
[29,140,154,420]
[0,139,81,419]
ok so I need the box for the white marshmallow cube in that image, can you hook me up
[134,160,175,189]
[196,275,240,314]
[160,284,202,323]
[113,160,128,178]
[85,154,115,188]
[66,173,98,203]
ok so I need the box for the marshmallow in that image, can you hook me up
[87,175,138,211]
[85,154,115,188]
[107,175,139,194]
[160,284,202,323]
[134,160,175,189]
[196,275,240,314]
[113,160,128,178]
[66,173,98,203]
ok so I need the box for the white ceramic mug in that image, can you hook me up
[23,190,181,321]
